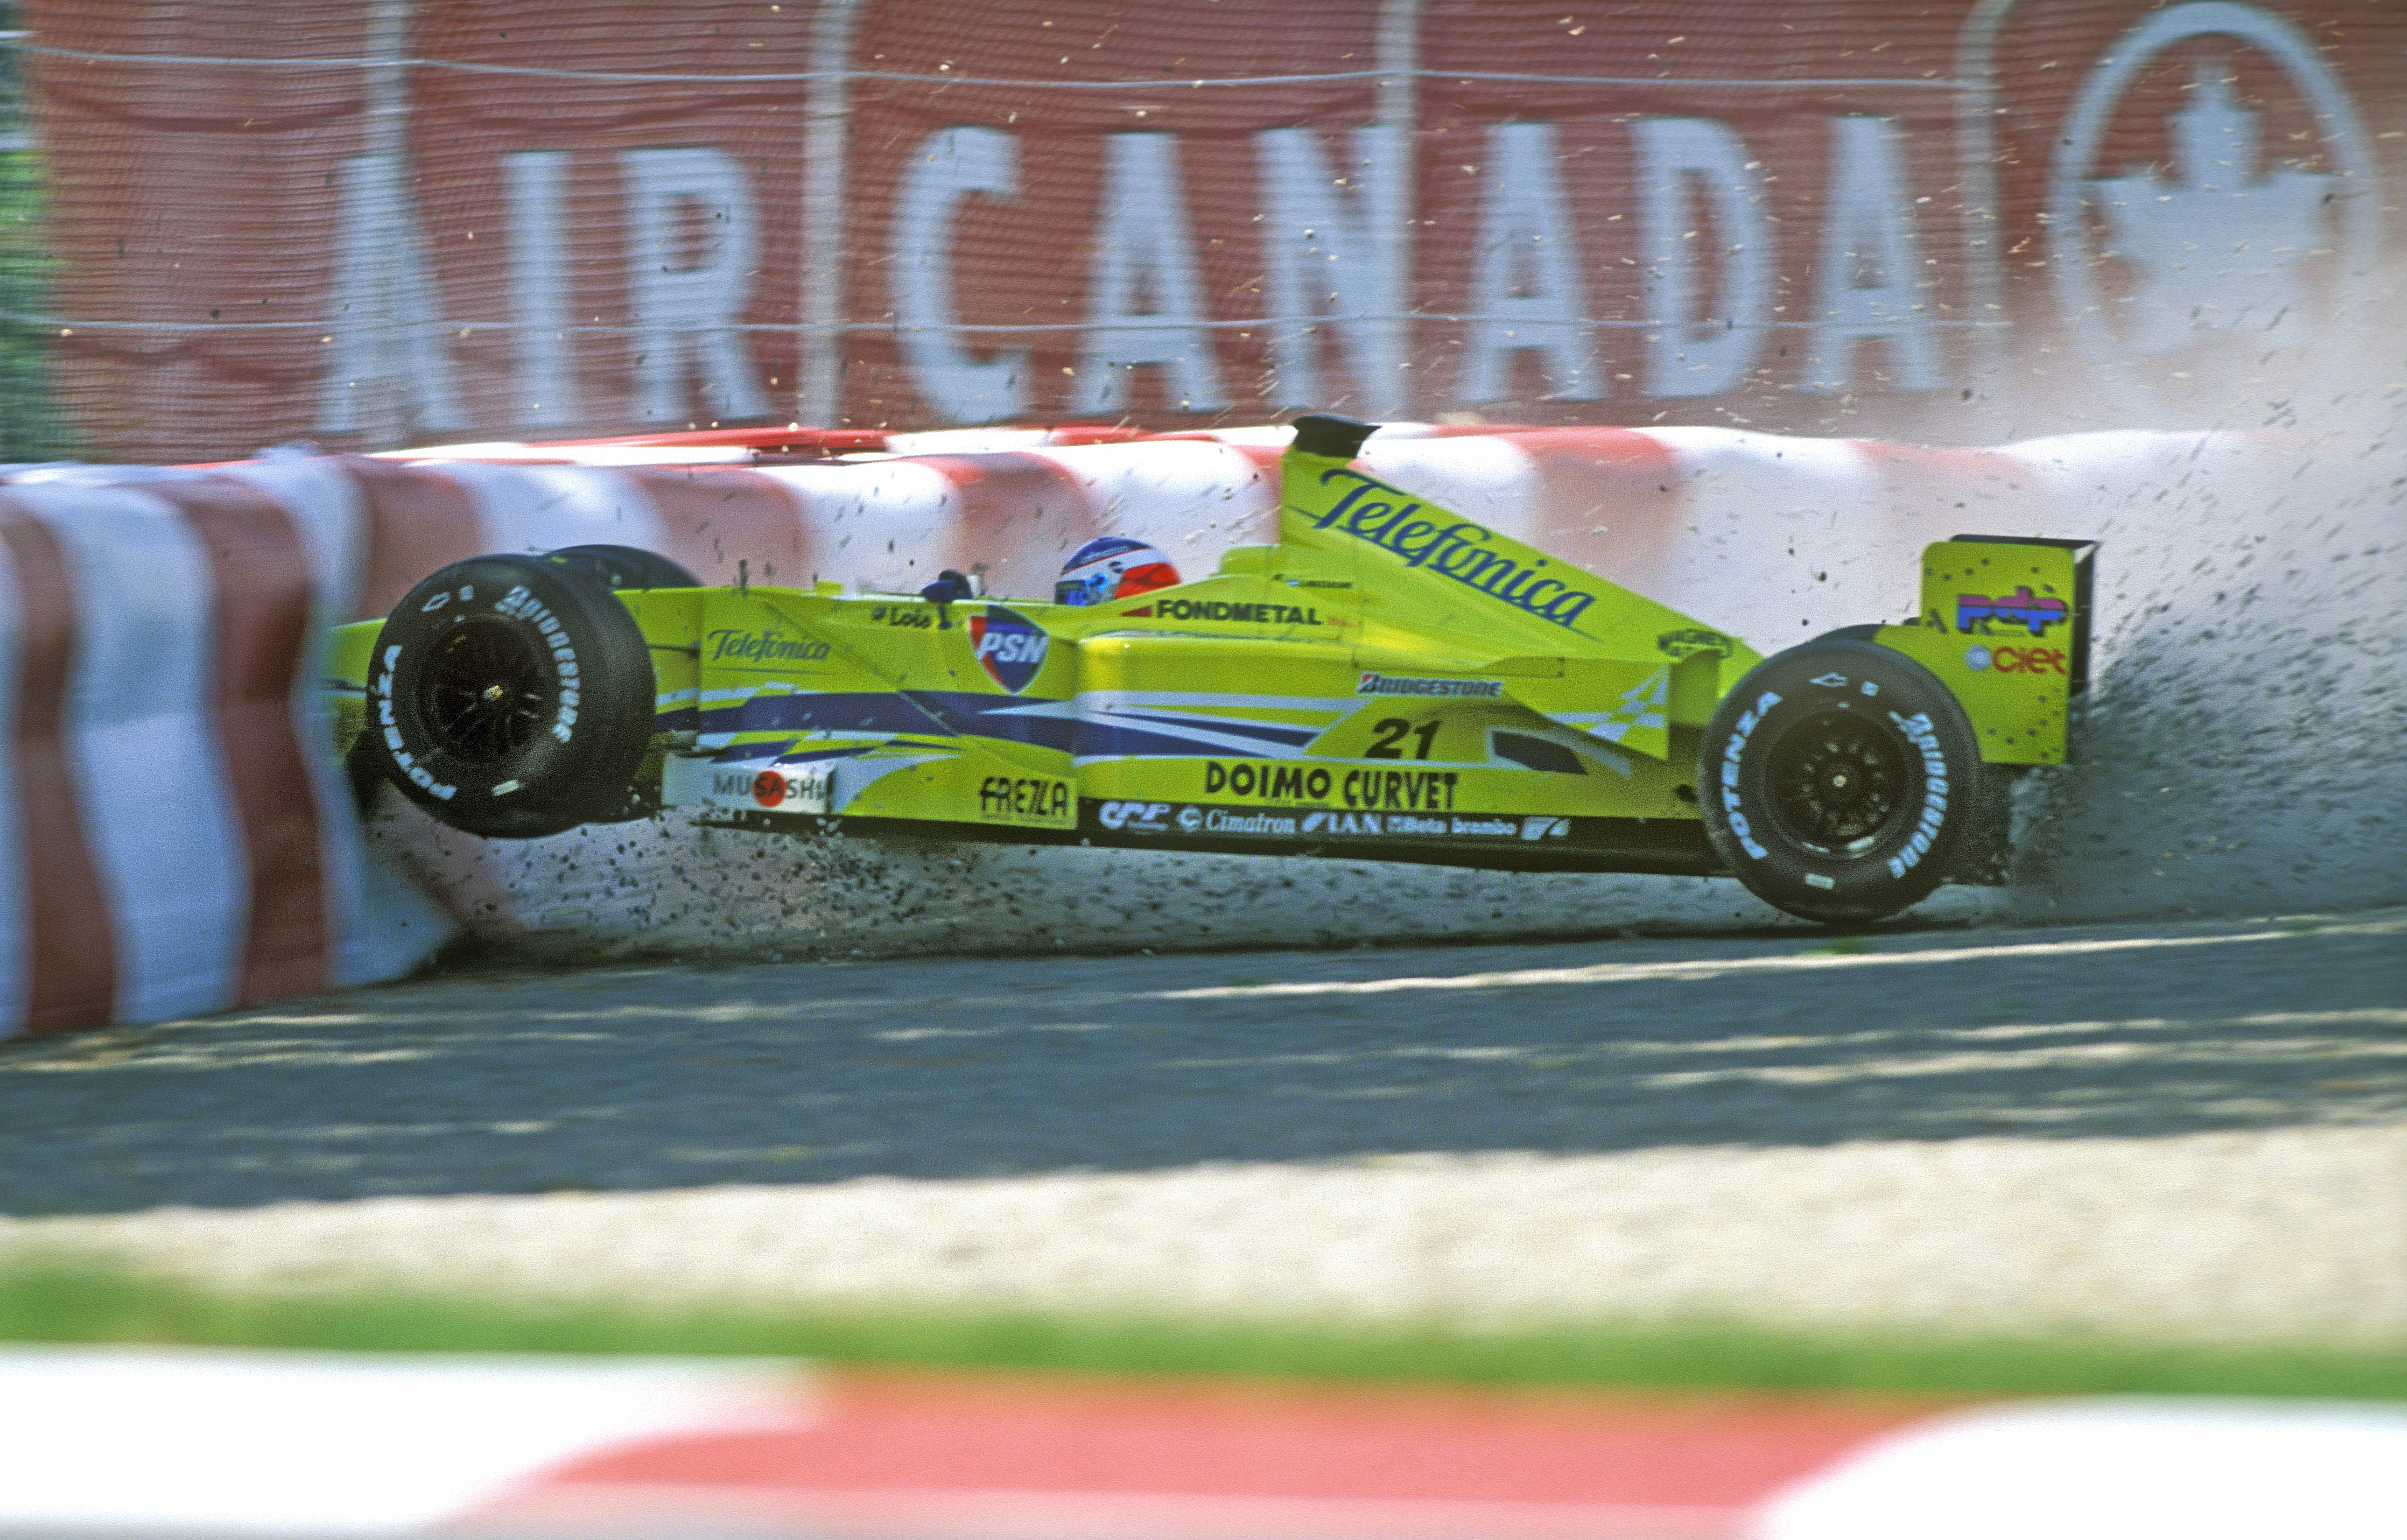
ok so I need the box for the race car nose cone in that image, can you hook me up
[1289,413,1378,460]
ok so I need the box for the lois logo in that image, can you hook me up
[969,606,1048,693]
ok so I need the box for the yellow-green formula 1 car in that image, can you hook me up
[335,416,2094,923]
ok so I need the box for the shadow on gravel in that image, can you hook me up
[2,912,2400,1215]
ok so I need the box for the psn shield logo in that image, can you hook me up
[970,606,1049,693]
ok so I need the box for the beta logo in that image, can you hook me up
[969,606,1049,693]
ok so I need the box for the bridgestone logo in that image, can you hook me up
[495,584,580,743]
[1357,673,1503,698]
[1883,711,1952,878]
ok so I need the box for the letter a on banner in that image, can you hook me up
[1634,117,1772,399]
[1803,115,1943,394]
[316,153,466,438]
[1075,133,1228,413]
[1459,121,1599,405]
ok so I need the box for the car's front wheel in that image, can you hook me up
[361,552,657,839]
[1698,638,1992,923]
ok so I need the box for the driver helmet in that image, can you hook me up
[1055,536,1180,606]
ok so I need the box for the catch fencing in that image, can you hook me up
[12,0,2403,464]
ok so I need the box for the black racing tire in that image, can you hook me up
[544,543,701,593]
[1698,637,1991,924]
[363,553,657,839]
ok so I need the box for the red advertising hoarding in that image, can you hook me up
[21,0,2404,462]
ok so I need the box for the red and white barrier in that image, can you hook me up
[0,459,447,1038]
[0,419,2362,1028]
[1,1347,2400,1539]
[324,419,2266,642]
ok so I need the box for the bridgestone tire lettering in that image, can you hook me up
[359,551,658,839]
[1695,638,1991,924]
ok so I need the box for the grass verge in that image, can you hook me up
[1,1257,2401,1401]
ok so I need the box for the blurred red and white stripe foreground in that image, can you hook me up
[0,1346,2400,1540]
[0,418,2346,1035]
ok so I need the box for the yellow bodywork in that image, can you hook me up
[1874,539,2086,765]
[327,440,2085,872]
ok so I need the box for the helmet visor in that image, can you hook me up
[1054,571,1110,606]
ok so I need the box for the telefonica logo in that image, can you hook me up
[1312,470,1598,631]
[707,629,831,664]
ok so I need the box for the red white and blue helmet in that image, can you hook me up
[1055,536,1179,606]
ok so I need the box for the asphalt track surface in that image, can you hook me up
[0,907,2400,1217]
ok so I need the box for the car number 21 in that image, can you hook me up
[1364,717,1439,760]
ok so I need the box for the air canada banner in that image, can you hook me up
[25,0,2405,462]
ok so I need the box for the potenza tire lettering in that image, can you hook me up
[1717,690,1782,860]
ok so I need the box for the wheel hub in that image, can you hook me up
[1766,710,1909,854]
[420,617,555,764]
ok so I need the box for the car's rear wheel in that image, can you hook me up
[1699,638,1992,923]
[362,553,657,838]
[544,543,701,594]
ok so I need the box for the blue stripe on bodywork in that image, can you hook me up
[900,692,1076,752]
[694,691,1075,753]
[1073,722,1265,761]
[699,693,936,737]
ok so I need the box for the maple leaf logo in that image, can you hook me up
[2085,61,2334,355]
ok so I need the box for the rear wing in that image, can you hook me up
[1874,535,2097,766]
[1941,534,2097,698]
